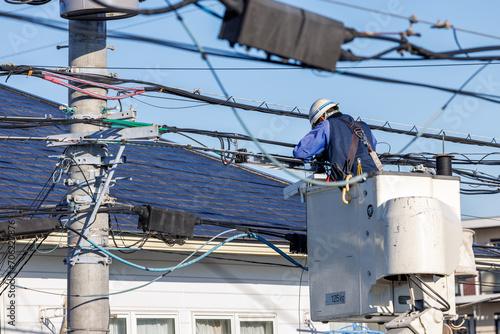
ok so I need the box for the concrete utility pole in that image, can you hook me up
[66,20,110,333]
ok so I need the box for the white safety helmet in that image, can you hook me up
[309,98,339,127]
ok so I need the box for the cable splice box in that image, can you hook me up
[134,205,197,239]
[0,217,61,240]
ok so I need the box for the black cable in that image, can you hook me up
[92,0,198,15]
[337,70,500,105]
[67,156,95,199]
[131,96,208,110]
[109,214,149,254]
[407,274,451,312]
[32,66,500,124]
[355,33,500,61]
[0,236,46,296]
[5,10,500,68]
[398,59,495,153]
[198,219,306,235]
[166,125,296,148]
[6,66,500,152]
[453,29,469,58]
[31,62,500,70]
[4,0,51,4]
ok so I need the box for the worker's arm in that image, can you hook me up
[293,121,330,162]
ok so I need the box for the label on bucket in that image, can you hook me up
[326,292,345,305]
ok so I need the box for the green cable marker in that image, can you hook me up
[103,119,169,132]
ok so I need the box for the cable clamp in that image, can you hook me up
[64,254,112,265]
[59,105,76,116]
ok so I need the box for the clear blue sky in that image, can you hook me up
[1,0,500,219]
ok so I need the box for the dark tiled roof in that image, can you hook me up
[0,84,306,239]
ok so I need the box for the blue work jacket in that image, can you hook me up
[293,113,378,173]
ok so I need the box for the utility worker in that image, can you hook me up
[293,98,382,177]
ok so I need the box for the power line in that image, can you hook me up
[337,70,500,104]
[33,62,500,71]
[317,0,500,41]
[92,0,198,15]
[4,11,500,67]
[397,59,494,153]
[2,73,500,150]
[0,41,63,59]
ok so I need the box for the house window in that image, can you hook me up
[240,320,274,334]
[137,318,175,334]
[110,313,177,334]
[194,315,276,334]
[110,317,127,334]
[196,319,232,334]
[480,271,500,294]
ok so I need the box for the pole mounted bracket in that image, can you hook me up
[71,155,126,166]
[64,256,111,265]
[46,125,159,146]
[104,109,137,120]
[67,194,93,205]
[75,256,111,264]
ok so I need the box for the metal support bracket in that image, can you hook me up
[67,145,126,266]
[75,256,112,264]
[64,256,111,265]
[69,114,99,120]
[47,126,159,146]
[71,155,126,166]
[105,109,137,120]
[67,194,93,205]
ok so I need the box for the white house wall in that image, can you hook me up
[1,248,330,334]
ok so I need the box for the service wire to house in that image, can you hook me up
[248,232,308,271]
[12,228,239,298]
[64,225,307,274]
[64,225,246,273]
[74,230,307,297]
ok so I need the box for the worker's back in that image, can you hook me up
[325,113,378,174]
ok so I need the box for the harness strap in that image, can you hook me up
[340,119,383,172]
[346,132,359,173]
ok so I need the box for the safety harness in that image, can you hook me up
[340,119,383,173]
